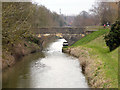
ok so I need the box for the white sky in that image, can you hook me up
[33,0,96,15]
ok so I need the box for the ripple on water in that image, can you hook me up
[2,39,89,88]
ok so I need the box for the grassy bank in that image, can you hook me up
[64,29,118,88]
[72,29,109,46]
[2,36,42,70]
[2,35,57,70]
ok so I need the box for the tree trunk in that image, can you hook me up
[118,1,120,20]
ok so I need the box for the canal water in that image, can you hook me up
[2,39,88,88]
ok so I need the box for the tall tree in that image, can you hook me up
[90,0,118,25]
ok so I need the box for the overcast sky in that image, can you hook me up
[33,0,96,15]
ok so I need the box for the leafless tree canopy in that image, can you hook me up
[73,0,119,26]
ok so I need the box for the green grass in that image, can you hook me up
[71,29,109,47]
[70,29,118,88]
[85,26,110,31]
[84,36,118,87]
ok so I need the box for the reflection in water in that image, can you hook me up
[2,52,45,88]
[2,39,88,88]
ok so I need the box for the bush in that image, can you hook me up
[26,35,40,45]
[104,20,120,51]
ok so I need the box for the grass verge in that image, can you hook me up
[71,29,109,47]
[66,29,118,88]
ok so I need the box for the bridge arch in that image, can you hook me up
[34,27,93,45]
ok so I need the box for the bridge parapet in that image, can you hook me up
[34,27,85,34]
[34,27,97,46]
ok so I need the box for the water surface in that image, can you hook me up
[3,39,88,88]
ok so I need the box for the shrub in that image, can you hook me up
[104,20,120,51]
[26,35,40,45]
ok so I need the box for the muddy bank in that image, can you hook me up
[62,47,111,88]
[2,35,56,70]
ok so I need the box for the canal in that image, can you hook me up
[2,39,88,88]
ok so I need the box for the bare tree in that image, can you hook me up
[73,11,99,27]
[90,0,118,25]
